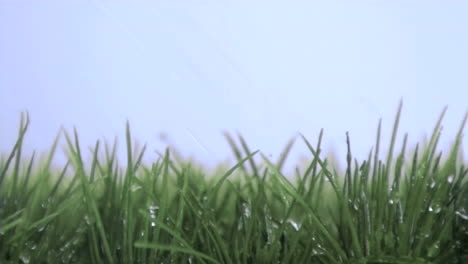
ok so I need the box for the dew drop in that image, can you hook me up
[455,210,468,220]
[242,202,251,218]
[72,238,81,246]
[311,243,326,256]
[149,205,159,210]
[353,203,359,211]
[288,219,301,231]
[237,219,243,231]
[447,175,454,183]
[84,215,94,225]
[427,241,440,258]
[428,205,441,214]
[348,199,359,211]
[19,253,30,264]
[148,205,158,220]
[131,185,142,192]
[28,242,37,250]
[37,225,46,232]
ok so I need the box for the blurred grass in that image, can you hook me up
[0,104,467,263]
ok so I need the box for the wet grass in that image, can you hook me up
[1,104,467,263]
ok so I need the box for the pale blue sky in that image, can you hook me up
[1,1,467,170]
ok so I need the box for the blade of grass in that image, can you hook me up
[135,242,220,264]
[64,128,115,264]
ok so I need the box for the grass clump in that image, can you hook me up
[1,104,467,263]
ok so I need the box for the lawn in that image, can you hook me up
[1,103,467,263]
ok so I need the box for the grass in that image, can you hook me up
[0,103,467,263]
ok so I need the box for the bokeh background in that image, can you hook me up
[1,1,467,172]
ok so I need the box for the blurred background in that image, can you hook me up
[0,1,467,172]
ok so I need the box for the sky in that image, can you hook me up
[0,1,467,172]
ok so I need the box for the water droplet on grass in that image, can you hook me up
[427,241,440,258]
[149,205,159,210]
[84,215,95,225]
[428,204,441,214]
[237,219,243,231]
[447,175,454,183]
[348,199,359,211]
[19,253,30,264]
[147,205,158,227]
[26,242,37,251]
[311,243,326,256]
[37,225,46,232]
[60,251,74,264]
[72,238,81,246]
[242,202,251,218]
[131,185,142,192]
[455,209,468,220]
[288,219,301,231]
